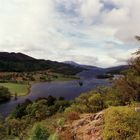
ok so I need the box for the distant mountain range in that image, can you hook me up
[63,61,102,70]
[0,52,128,75]
[105,65,129,74]
[0,52,83,75]
[64,61,129,74]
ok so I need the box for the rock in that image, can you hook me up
[60,111,104,140]
[135,107,140,112]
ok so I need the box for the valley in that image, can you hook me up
[0,68,111,117]
[0,51,139,140]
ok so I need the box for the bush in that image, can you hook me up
[54,100,71,113]
[113,50,140,103]
[48,133,59,140]
[8,118,27,137]
[30,123,50,140]
[104,88,125,107]
[11,99,32,118]
[66,92,105,113]
[57,118,65,128]
[65,104,86,113]
[26,100,48,119]
[0,86,11,103]
[103,106,140,140]
[87,93,105,112]
[0,122,6,139]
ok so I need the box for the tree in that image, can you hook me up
[0,86,11,103]
[26,101,48,120]
[11,99,32,118]
[30,123,50,140]
[114,49,140,104]
[66,91,105,113]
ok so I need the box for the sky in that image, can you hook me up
[0,0,140,67]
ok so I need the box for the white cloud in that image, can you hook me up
[102,0,140,44]
[79,0,103,24]
[0,0,139,67]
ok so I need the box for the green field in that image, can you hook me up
[0,83,29,96]
[49,73,79,81]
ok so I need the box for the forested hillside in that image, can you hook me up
[0,52,83,75]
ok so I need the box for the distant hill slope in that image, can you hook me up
[64,61,129,76]
[63,61,102,70]
[0,52,83,75]
[0,52,36,61]
[105,65,129,74]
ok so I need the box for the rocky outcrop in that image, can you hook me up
[60,111,104,140]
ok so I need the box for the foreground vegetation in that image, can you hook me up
[0,48,140,139]
[103,106,140,140]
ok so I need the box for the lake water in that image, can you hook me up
[0,69,111,117]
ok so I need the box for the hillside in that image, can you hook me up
[0,52,36,61]
[105,65,129,74]
[0,52,83,75]
[64,61,103,70]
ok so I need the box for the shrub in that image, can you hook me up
[8,118,27,137]
[113,50,140,103]
[57,118,65,128]
[54,100,71,113]
[30,123,50,140]
[0,86,11,103]
[104,88,125,107]
[66,92,105,113]
[88,93,105,112]
[48,133,59,140]
[26,101,48,119]
[65,104,87,113]
[103,106,140,140]
[0,123,6,139]
[11,99,32,118]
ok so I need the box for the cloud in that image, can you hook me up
[102,0,140,44]
[80,0,103,24]
[0,0,139,67]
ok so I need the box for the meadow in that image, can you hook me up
[0,83,29,96]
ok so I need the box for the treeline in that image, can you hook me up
[0,60,83,75]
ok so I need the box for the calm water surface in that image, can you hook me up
[0,70,111,117]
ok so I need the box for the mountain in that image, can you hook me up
[63,61,81,67]
[64,61,129,78]
[105,65,129,74]
[0,52,36,61]
[0,52,83,75]
[63,61,102,70]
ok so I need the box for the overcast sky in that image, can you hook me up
[0,0,140,67]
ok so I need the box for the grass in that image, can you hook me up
[52,76,78,81]
[0,72,79,97]
[50,73,79,81]
[0,83,30,96]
